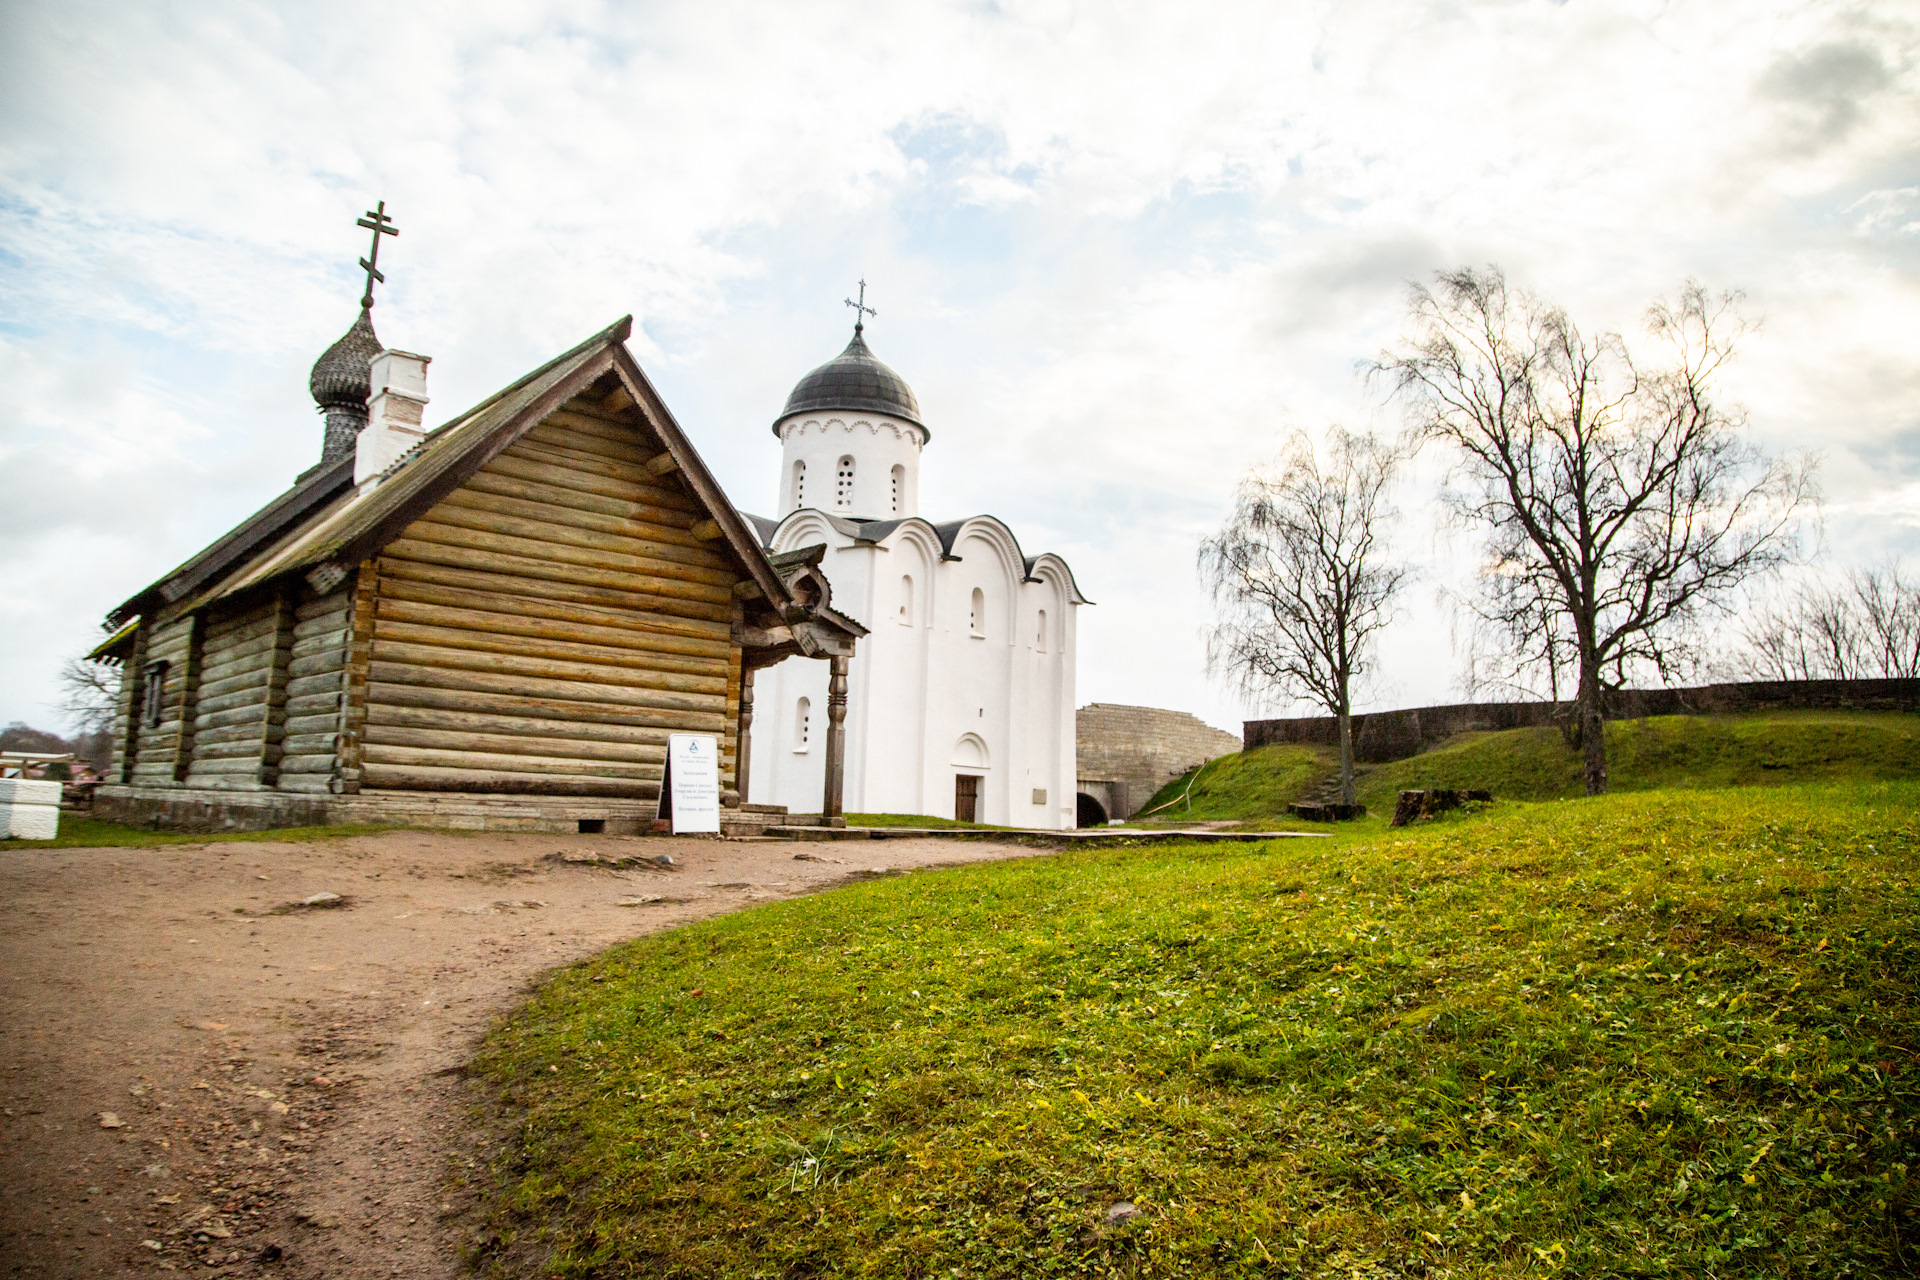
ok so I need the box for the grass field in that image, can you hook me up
[1135,744,1332,823]
[1140,711,1920,825]
[1359,711,1920,815]
[470,781,1920,1277]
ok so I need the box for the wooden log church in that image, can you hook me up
[90,220,864,833]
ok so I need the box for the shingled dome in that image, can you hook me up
[775,327,926,437]
[309,307,381,411]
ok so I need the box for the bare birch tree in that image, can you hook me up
[1723,560,1920,680]
[1200,427,1407,806]
[1376,267,1815,795]
[59,656,119,737]
[57,654,122,773]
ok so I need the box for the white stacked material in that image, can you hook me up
[0,779,61,839]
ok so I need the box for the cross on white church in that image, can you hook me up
[743,292,1087,828]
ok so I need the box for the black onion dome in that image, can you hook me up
[309,307,381,411]
[774,327,926,437]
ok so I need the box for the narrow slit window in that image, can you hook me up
[890,464,904,514]
[835,456,854,508]
[143,661,169,728]
[970,587,985,638]
[1036,609,1048,652]
[792,460,807,510]
[795,697,811,752]
[899,574,914,625]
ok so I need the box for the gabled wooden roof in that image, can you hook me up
[115,317,801,628]
[105,456,355,629]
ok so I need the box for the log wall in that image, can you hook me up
[183,595,286,789]
[359,403,744,801]
[109,625,145,783]
[124,615,197,788]
[277,585,355,793]
[101,396,760,812]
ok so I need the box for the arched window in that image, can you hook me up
[835,456,854,508]
[794,697,811,751]
[890,464,904,514]
[899,574,914,625]
[1035,609,1048,652]
[791,460,806,510]
[969,587,985,638]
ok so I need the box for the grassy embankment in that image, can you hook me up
[1140,710,1920,826]
[471,779,1920,1277]
[1133,743,1332,824]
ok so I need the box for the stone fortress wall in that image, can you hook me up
[1075,703,1242,822]
[1244,677,1920,765]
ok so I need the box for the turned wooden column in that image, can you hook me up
[822,653,848,825]
[737,666,755,805]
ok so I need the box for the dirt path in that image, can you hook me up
[0,829,1042,1278]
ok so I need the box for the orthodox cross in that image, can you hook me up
[356,200,400,309]
[844,279,876,332]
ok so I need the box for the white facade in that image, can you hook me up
[746,341,1086,829]
[778,412,926,520]
[354,350,431,485]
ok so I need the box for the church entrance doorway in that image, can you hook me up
[954,774,979,823]
[1076,793,1108,828]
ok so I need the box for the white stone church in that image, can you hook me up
[744,320,1087,828]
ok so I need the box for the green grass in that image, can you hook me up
[1137,743,1332,822]
[471,781,1920,1277]
[1139,712,1920,826]
[5,817,402,850]
[1359,711,1920,814]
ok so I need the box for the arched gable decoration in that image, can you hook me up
[772,509,838,553]
[945,518,1026,588]
[758,511,1088,607]
[952,732,990,770]
[1025,551,1092,605]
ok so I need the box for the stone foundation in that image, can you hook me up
[93,786,788,838]
[95,787,334,834]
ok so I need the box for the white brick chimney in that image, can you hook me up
[355,349,432,485]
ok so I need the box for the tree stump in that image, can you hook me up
[1390,789,1492,827]
[1287,802,1367,822]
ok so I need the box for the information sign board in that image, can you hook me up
[667,733,721,834]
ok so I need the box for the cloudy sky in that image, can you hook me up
[2,0,1914,738]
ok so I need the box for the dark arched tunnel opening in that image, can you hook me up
[1076,793,1109,828]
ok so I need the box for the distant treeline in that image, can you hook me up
[1,721,113,773]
